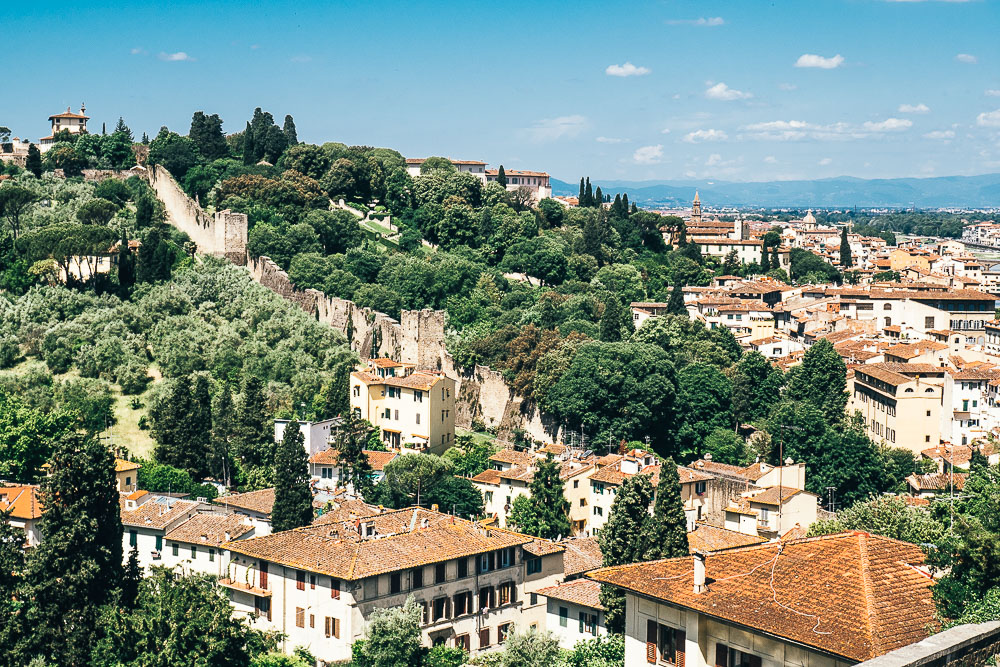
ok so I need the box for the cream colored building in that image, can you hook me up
[121,496,204,571]
[159,512,255,577]
[350,359,456,455]
[116,459,140,493]
[536,579,606,649]
[589,532,936,667]
[723,486,819,538]
[848,363,948,454]
[222,507,564,663]
[40,106,90,152]
[0,485,43,547]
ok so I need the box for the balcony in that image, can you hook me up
[217,578,270,597]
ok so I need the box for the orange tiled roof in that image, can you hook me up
[906,472,968,491]
[558,537,602,577]
[490,449,535,467]
[121,497,200,530]
[687,523,767,553]
[115,458,141,473]
[0,485,43,520]
[225,507,560,580]
[215,488,275,517]
[164,513,253,546]
[309,449,398,471]
[537,578,604,610]
[588,532,937,662]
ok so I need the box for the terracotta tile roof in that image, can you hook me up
[352,370,445,390]
[779,523,809,541]
[883,341,948,359]
[537,579,604,610]
[471,469,501,485]
[538,443,567,455]
[0,485,42,520]
[165,513,253,546]
[746,486,807,506]
[225,508,557,580]
[688,459,769,483]
[115,458,141,473]
[313,499,383,526]
[687,523,767,553]
[49,110,89,120]
[309,449,398,471]
[589,463,630,485]
[523,539,564,556]
[594,454,623,467]
[588,532,937,662]
[906,473,967,491]
[121,497,200,530]
[485,169,549,177]
[491,449,535,467]
[215,488,275,517]
[921,444,972,466]
[558,537,603,577]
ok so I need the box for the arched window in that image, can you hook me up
[925,388,935,393]
[905,388,914,393]
[883,303,892,311]
[884,317,892,327]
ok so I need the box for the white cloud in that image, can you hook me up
[898,103,930,113]
[705,82,752,101]
[764,156,778,164]
[778,83,797,91]
[596,136,628,144]
[923,130,956,139]
[683,129,728,143]
[129,47,146,55]
[818,157,833,166]
[633,144,664,164]
[956,53,978,64]
[986,89,1000,97]
[862,118,912,131]
[606,62,650,77]
[978,109,1000,127]
[660,128,671,135]
[523,115,589,142]
[158,51,194,62]
[795,53,844,69]
[666,17,724,26]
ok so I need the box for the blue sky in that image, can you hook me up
[3,0,999,182]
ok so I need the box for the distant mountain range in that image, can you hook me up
[551,173,1000,209]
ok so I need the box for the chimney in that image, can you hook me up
[693,552,707,594]
[224,532,231,542]
[703,453,713,462]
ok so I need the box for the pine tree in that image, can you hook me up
[506,457,571,540]
[598,474,655,633]
[25,143,42,177]
[232,376,274,469]
[578,177,585,203]
[16,433,123,665]
[122,546,141,608]
[113,117,134,142]
[644,459,690,560]
[497,165,507,188]
[141,132,149,144]
[242,121,255,165]
[282,114,298,145]
[332,411,375,498]
[840,226,852,268]
[667,282,686,316]
[272,419,313,532]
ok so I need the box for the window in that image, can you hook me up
[559,606,569,627]
[479,628,491,649]
[412,567,424,589]
[435,562,446,584]
[884,303,892,311]
[296,570,306,591]
[530,592,538,605]
[457,557,468,579]
[310,614,315,629]
[526,557,542,575]
[728,647,761,667]
[383,408,390,419]
[394,409,399,420]
[414,390,423,403]
[498,623,511,643]
[594,506,603,517]
[125,476,132,487]
[499,581,515,605]
[353,385,360,397]
[188,545,196,559]
[416,413,420,425]
[695,481,707,495]
[925,316,936,329]
[260,562,268,589]
[433,597,449,621]
[325,616,340,639]
[926,435,931,442]
[454,591,472,615]
[209,549,215,562]
[155,535,162,551]
[255,596,271,621]
[295,607,305,628]
[455,634,470,652]
[129,530,137,547]
[579,612,598,636]
[310,574,316,590]
[390,572,402,594]
[500,547,513,568]
[573,480,579,488]
[479,586,495,610]
[331,578,341,599]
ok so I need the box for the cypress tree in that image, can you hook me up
[840,226,852,268]
[667,281,686,315]
[631,202,638,214]
[508,457,571,540]
[272,419,313,532]
[760,243,772,273]
[151,376,193,473]
[584,178,593,207]
[0,507,26,655]
[497,165,507,188]
[598,474,655,633]
[211,384,235,486]
[117,230,135,294]
[644,459,690,560]
[622,193,629,212]
[188,374,213,479]
[595,186,604,207]
[785,338,848,425]
[771,244,780,273]
[242,121,255,165]
[25,143,42,177]
[578,177,585,203]
[141,132,149,144]
[600,297,626,342]
[612,193,622,217]
[282,114,298,145]
[232,376,274,469]
[722,249,740,276]
[16,433,123,665]
[122,546,142,608]
[333,411,375,498]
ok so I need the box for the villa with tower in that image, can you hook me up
[672,192,790,270]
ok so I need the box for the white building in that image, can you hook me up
[536,579,606,649]
[275,418,342,458]
[39,105,90,152]
[121,495,204,571]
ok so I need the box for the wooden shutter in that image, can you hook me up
[716,644,729,667]
[296,570,305,591]
[325,617,331,638]
[479,627,490,648]
[334,618,340,639]
[647,620,658,664]
[675,629,687,667]
[331,578,340,599]
[259,562,268,589]
[309,614,315,629]
[295,607,304,628]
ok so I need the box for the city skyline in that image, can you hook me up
[4,0,999,182]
